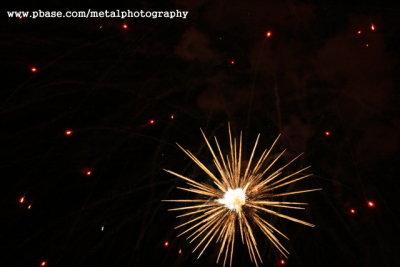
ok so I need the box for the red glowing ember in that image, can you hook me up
[367,201,375,208]
[370,24,375,31]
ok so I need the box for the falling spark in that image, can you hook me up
[122,23,128,29]
[164,241,169,247]
[30,67,37,73]
[357,30,362,35]
[164,125,320,266]
[324,131,331,136]
[367,201,375,208]
[65,129,73,136]
[265,31,272,38]
[19,196,25,204]
[350,208,356,214]
[149,119,155,125]
[40,261,47,266]
[229,59,235,65]
[370,24,375,31]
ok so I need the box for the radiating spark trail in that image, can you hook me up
[163,125,320,266]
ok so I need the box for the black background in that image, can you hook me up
[1,0,399,266]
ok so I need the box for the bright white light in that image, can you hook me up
[217,188,246,212]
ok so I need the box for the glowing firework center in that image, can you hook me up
[217,188,246,212]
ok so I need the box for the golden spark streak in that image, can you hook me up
[164,125,320,266]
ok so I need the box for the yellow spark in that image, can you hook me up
[163,125,320,266]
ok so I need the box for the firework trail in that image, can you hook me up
[164,125,320,266]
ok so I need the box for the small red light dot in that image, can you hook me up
[149,119,155,124]
[30,67,37,73]
[65,130,73,136]
[164,241,169,247]
[230,59,235,65]
[324,131,331,136]
[367,201,375,208]
[27,204,32,209]
[178,249,182,254]
[40,261,47,266]
[122,24,128,29]
[280,259,286,265]
[370,24,375,31]
[357,30,362,35]
[85,170,92,176]
[366,43,369,47]
[19,196,25,204]
[170,114,174,119]
[350,208,356,214]
[266,31,272,38]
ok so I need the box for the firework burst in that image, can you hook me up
[164,126,320,266]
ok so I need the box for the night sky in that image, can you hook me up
[2,1,400,266]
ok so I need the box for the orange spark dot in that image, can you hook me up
[164,241,169,247]
[280,259,286,265]
[370,24,375,31]
[265,31,272,38]
[178,249,182,254]
[149,119,155,124]
[40,261,47,266]
[30,67,37,72]
[170,114,174,119]
[367,201,375,208]
[365,43,369,47]
[65,129,73,136]
[85,170,92,176]
[122,24,128,29]
[324,131,331,136]
[229,59,235,65]
[350,208,356,214]
[357,30,362,35]
[27,204,32,209]
[19,196,25,204]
